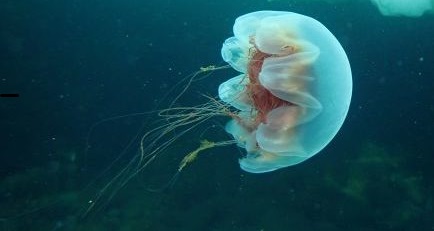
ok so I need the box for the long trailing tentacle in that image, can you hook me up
[82,64,238,217]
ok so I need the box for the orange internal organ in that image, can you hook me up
[247,49,293,127]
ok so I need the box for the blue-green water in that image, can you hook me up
[1,0,433,230]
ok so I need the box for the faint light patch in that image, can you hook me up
[396,60,403,66]
[378,76,387,85]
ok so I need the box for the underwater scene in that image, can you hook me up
[1,0,433,230]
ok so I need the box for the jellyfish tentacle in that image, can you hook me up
[83,61,238,216]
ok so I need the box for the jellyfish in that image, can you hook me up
[219,11,352,173]
[370,0,433,17]
[83,11,351,214]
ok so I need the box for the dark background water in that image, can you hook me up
[1,0,433,230]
